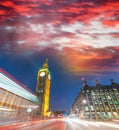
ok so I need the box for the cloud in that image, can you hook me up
[60,46,119,75]
[0,0,119,75]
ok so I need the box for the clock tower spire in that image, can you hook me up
[36,59,51,116]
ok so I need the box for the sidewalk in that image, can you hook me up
[0,119,24,126]
[113,119,119,124]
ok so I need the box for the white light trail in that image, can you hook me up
[97,122,119,129]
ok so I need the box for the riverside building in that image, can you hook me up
[0,68,40,121]
[71,80,119,121]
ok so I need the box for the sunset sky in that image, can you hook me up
[0,0,119,112]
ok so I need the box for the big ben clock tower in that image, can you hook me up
[36,59,51,117]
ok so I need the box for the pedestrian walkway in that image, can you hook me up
[0,119,23,126]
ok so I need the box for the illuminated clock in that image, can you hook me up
[38,90,44,93]
[40,71,45,77]
[48,74,51,80]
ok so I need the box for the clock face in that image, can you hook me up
[38,90,43,93]
[40,71,45,77]
[48,74,51,80]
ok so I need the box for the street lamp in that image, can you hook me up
[82,99,86,104]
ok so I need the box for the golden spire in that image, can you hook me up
[42,59,48,68]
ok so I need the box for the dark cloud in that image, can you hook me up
[0,0,119,72]
[0,0,118,26]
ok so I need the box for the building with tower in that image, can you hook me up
[71,80,119,121]
[36,59,51,117]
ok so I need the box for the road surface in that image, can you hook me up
[1,117,119,130]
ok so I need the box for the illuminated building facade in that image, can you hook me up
[71,80,119,121]
[36,60,51,117]
[0,68,40,121]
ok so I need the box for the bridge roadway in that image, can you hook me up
[0,117,119,130]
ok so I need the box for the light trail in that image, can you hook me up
[97,122,119,129]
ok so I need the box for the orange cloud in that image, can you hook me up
[102,20,119,27]
[0,1,14,7]
[0,10,5,15]
[60,46,119,75]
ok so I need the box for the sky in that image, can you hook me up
[0,0,119,112]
